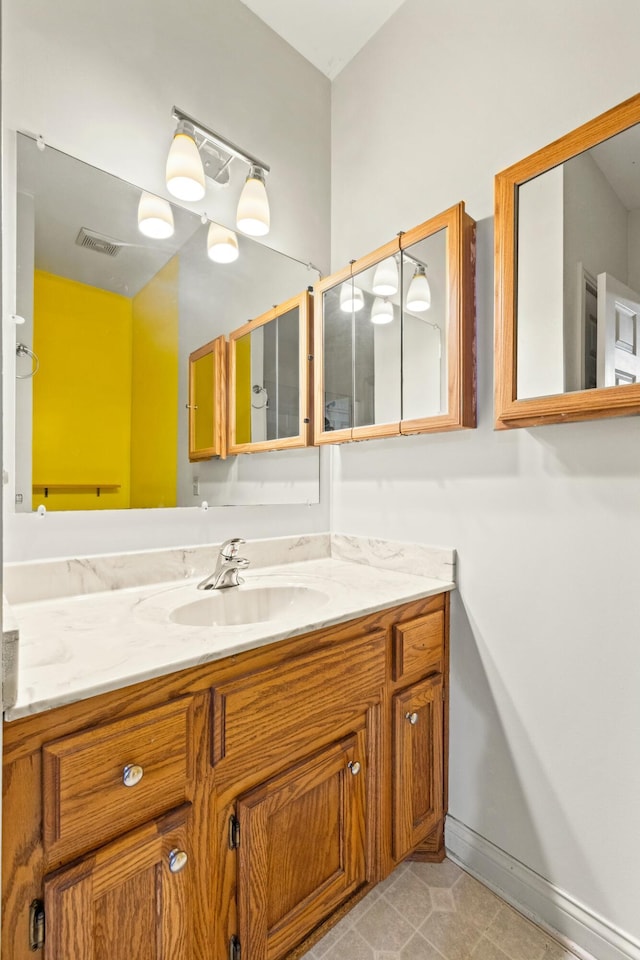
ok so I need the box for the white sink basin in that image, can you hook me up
[169,583,330,628]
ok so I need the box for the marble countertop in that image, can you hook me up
[4,535,455,722]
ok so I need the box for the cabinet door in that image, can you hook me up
[44,807,192,960]
[393,675,444,861]
[188,335,226,461]
[236,730,367,960]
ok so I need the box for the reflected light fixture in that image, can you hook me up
[137,191,175,239]
[207,222,239,263]
[406,264,431,311]
[371,297,394,324]
[372,257,398,296]
[340,283,364,313]
[166,107,271,237]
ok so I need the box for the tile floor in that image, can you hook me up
[301,859,580,960]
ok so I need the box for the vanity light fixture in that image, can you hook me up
[166,107,271,236]
[236,166,270,237]
[406,264,431,312]
[372,257,398,296]
[370,297,394,324]
[137,191,175,239]
[207,222,239,263]
[339,283,365,313]
[166,120,206,201]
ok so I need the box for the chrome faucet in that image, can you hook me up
[197,538,249,590]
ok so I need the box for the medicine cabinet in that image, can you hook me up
[313,203,476,444]
[188,336,227,461]
[494,92,640,428]
[228,290,312,454]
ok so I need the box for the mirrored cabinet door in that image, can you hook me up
[314,203,476,445]
[188,335,227,461]
[495,92,640,428]
[228,290,312,453]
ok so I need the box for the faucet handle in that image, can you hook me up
[220,537,246,559]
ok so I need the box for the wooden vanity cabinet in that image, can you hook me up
[43,806,193,960]
[2,593,449,960]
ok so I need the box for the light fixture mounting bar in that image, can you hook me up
[401,250,427,268]
[172,106,270,174]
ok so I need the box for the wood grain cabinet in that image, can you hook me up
[2,593,449,960]
[43,807,193,960]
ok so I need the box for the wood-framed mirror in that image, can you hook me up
[495,92,640,428]
[313,202,476,445]
[228,290,312,454]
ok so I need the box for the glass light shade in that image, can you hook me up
[207,223,239,263]
[339,283,364,313]
[166,131,206,201]
[236,168,270,236]
[372,257,398,296]
[406,266,431,311]
[137,192,175,239]
[371,297,394,324]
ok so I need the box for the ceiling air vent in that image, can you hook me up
[75,227,123,257]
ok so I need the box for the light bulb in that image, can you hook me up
[236,166,270,236]
[166,127,206,201]
[207,223,239,263]
[406,265,431,311]
[371,297,394,324]
[339,283,364,313]
[372,257,398,296]
[137,192,175,239]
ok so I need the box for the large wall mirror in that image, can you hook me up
[495,92,640,428]
[14,133,320,511]
[314,202,476,444]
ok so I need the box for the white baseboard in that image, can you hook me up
[445,816,640,960]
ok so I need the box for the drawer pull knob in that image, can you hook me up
[122,764,144,787]
[168,848,188,873]
[347,760,361,776]
[406,711,419,725]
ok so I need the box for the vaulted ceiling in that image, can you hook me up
[239,0,409,79]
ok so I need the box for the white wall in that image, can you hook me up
[332,0,640,949]
[2,0,331,560]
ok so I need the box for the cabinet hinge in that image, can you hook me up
[29,899,45,951]
[229,814,240,849]
[229,934,241,960]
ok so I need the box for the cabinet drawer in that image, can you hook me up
[392,610,444,683]
[43,696,193,861]
[211,630,385,789]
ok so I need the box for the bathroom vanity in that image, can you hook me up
[2,538,453,960]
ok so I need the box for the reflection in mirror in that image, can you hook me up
[401,229,448,420]
[15,133,319,510]
[517,121,640,400]
[352,260,401,429]
[234,309,300,444]
[229,292,309,453]
[322,277,354,434]
[188,336,225,461]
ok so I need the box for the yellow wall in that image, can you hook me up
[235,333,252,445]
[130,256,179,507]
[32,271,133,511]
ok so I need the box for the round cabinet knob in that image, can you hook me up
[405,712,419,725]
[347,760,361,776]
[122,764,144,787]
[168,848,188,874]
